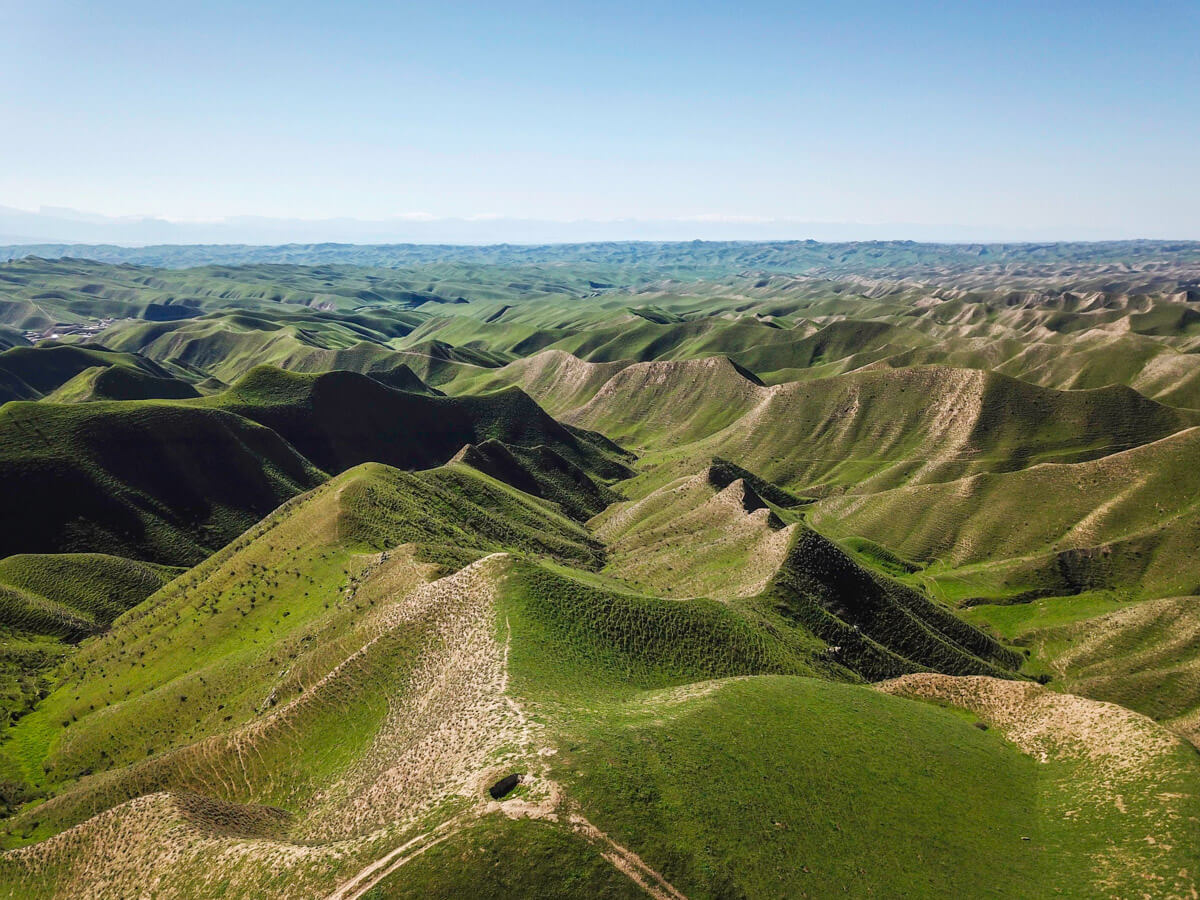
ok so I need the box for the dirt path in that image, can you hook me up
[569,815,689,900]
[323,804,690,900]
[321,561,690,900]
[323,813,473,900]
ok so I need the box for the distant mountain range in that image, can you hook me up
[0,204,1182,247]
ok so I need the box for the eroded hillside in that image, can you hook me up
[0,243,1197,898]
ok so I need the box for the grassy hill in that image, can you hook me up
[811,426,1200,602]
[43,365,200,402]
[0,554,179,728]
[0,344,186,403]
[0,468,1192,898]
[591,465,797,600]
[1,246,1199,897]
[0,400,323,565]
[205,366,630,481]
[559,359,1197,495]
[0,365,626,570]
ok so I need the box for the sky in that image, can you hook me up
[1,0,1198,241]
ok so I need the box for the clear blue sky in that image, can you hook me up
[2,0,1198,237]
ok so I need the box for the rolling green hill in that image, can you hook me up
[205,366,630,481]
[0,469,1192,899]
[0,400,323,565]
[557,359,1197,495]
[1,244,1198,898]
[811,426,1200,602]
[0,366,626,570]
[0,344,186,403]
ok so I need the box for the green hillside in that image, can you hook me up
[0,245,1198,898]
[0,473,1191,899]
[812,426,1200,601]
[0,344,185,403]
[206,366,629,480]
[559,360,1196,495]
[0,400,323,565]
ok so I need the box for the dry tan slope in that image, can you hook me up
[490,349,633,416]
[877,675,1200,900]
[593,471,794,600]
[1132,349,1200,409]
[811,426,1200,574]
[1046,596,1200,749]
[299,553,532,840]
[563,356,768,446]
[0,551,692,900]
[0,791,357,900]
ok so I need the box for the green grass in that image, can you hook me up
[1,248,1199,896]
[363,817,643,900]
[0,398,324,565]
[500,560,820,704]
[961,591,1131,641]
[553,676,1043,899]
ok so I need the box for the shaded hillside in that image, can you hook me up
[767,526,1022,680]
[0,344,183,403]
[0,554,178,639]
[0,401,323,565]
[208,366,631,480]
[44,366,199,402]
[0,365,626,570]
[452,440,620,522]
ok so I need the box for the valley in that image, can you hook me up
[0,240,1197,898]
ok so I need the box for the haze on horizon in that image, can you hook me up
[2,0,1198,243]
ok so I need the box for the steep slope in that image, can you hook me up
[565,356,767,447]
[960,594,1200,749]
[451,440,620,522]
[1041,596,1200,747]
[0,400,323,565]
[562,360,1197,495]
[207,366,631,480]
[812,426,1200,601]
[0,554,178,640]
[767,526,1022,680]
[0,344,183,403]
[591,466,796,599]
[587,458,1017,679]
[0,461,603,847]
